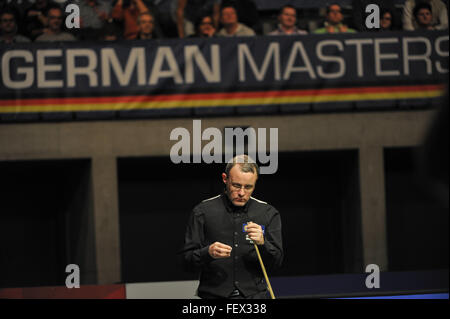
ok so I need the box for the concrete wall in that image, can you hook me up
[0,110,435,284]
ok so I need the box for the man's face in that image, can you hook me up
[220,7,238,26]
[327,5,343,25]
[222,165,257,207]
[279,7,297,29]
[48,8,63,32]
[139,14,154,35]
[0,13,16,34]
[416,8,432,26]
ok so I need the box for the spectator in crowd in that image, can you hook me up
[23,0,56,40]
[378,8,397,31]
[98,20,122,41]
[222,0,262,35]
[75,0,112,40]
[0,1,34,31]
[216,4,255,37]
[403,0,448,30]
[132,11,158,39]
[112,0,151,40]
[35,6,77,41]
[0,7,30,43]
[314,3,357,34]
[269,5,307,35]
[191,14,217,37]
[352,0,400,31]
[413,2,438,30]
[176,0,221,38]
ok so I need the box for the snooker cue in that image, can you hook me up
[253,243,276,299]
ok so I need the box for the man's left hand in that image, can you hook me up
[245,222,264,245]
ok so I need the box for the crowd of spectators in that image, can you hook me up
[0,0,448,43]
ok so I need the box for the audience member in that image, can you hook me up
[379,8,396,31]
[191,14,217,37]
[216,4,255,37]
[269,5,307,35]
[98,20,122,41]
[0,1,34,32]
[413,2,437,30]
[75,0,112,40]
[403,0,448,30]
[176,0,221,38]
[132,11,158,39]
[112,0,153,40]
[23,0,56,40]
[35,6,77,41]
[0,7,31,43]
[314,3,357,33]
[222,0,262,35]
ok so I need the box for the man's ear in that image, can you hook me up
[222,173,227,185]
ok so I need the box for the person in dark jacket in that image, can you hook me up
[181,155,283,299]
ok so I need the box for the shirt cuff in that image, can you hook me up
[198,245,214,263]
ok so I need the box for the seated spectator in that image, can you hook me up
[112,0,151,40]
[132,11,158,39]
[314,3,357,34]
[222,0,262,35]
[23,0,57,40]
[216,4,255,37]
[75,0,112,40]
[0,0,34,33]
[176,0,221,38]
[403,0,448,30]
[190,14,217,37]
[413,2,438,30]
[0,7,31,43]
[269,5,307,35]
[98,20,122,41]
[379,8,396,31]
[35,6,77,41]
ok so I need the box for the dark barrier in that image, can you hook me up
[0,31,448,121]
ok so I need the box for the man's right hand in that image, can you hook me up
[208,242,232,259]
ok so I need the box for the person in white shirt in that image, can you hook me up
[216,4,255,37]
[402,0,448,30]
[35,6,77,42]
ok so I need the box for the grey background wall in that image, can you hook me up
[0,110,448,288]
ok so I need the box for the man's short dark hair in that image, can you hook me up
[45,5,63,17]
[137,11,154,24]
[221,3,237,12]
[326,3,342,14]
[194,14,213,31]
[413,2,432,19]
[279,5,297,16]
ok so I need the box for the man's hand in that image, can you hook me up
[245,222,264,245]
[208,242,232,259]
[339,25,348,32]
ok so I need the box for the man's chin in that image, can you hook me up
[232,200,247,206]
